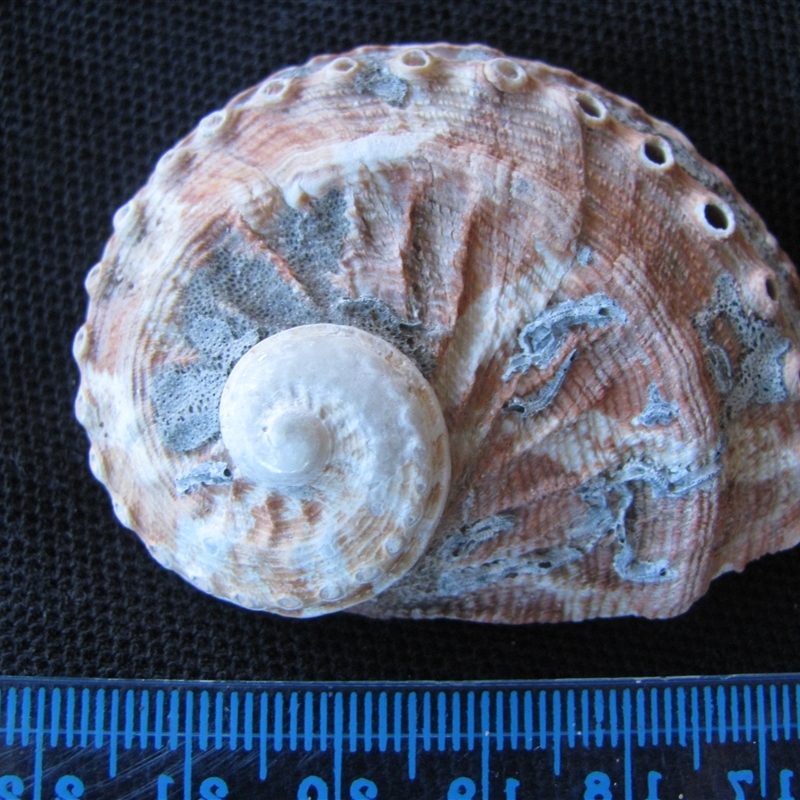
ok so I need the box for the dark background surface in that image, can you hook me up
[1,0,799,682]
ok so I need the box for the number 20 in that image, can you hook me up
[296,776,378,800]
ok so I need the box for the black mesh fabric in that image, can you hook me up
[2,0,799,682]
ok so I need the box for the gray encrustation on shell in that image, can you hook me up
[73,43,800,623]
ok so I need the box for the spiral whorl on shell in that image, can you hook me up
[74,43,800,623]
[216,324,449,614]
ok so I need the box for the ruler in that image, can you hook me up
[0,675,798,800]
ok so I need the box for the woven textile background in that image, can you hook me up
[2,0,799,681]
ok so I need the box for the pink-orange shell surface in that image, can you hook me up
[73,43,800,623]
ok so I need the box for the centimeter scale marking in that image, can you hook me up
[0,676,798,799]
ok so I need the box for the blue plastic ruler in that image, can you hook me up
[1,675,799,799]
